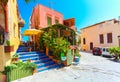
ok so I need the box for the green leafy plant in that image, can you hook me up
[75,49,81,57]
[0,64,18,75]
[6,40,10,46]
[23,61,36,70]
[40,24,76,60]
[0,61,37,75]
[6,40,14,46]
[109,47,120,61]
[0,0,8,5]
[12,53,19,58]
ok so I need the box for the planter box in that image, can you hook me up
[4,46,14,52]
[6,69,33,82]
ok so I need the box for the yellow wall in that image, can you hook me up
[0,0,20,69]
[5,0,20,65]
[81,20,120,51]
[0,0,20,81]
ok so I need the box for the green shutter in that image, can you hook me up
[47,17,52,26]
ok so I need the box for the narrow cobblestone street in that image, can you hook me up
[14,51,120,82]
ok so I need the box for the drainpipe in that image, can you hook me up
[4,4,9,33]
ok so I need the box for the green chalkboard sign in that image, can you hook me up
[66,49,72,65]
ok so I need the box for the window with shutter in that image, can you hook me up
[47,17,52,26]
[107,33,112,43]
[83,38,86,44]
[99,34,104,44]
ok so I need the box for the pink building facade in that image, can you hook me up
[30,4,63,29]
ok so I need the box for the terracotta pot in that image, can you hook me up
[28,47,32,52]
[56,60,61,64]
[4,46,14,52]
[33,69,37,74]
[52,59,57,62]
[12,57,19,61]
[1,74,6,82]
[49,56,53,59]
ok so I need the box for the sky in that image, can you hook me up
[17,0,120,41]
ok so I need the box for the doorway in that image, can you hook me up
[90,42,93,50]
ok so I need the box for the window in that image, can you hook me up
[47,17,52,26]
[0,28,4,45]
[83,38,86,44]
[99,34,104,44]
[107,33,112,43]
[64,22,70,26]
[103,48,105,51]
[55,19,59,24]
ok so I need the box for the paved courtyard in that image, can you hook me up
[14,51,120,82]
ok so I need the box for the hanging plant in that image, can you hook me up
[0,0,8,5]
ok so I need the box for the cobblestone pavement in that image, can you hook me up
[14,51,120,82]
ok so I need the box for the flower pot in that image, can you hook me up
[56,60,61,64]
[33,69,37,74]
[1,74,6,82]
[12,57,19,61]
[74,56,80,65]
[4,46,14,52]
[52,59,57,62]
[28,47,32,52]
[49,56,53,59]
[74,56,80,62]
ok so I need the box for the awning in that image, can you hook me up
[23,29,43,36]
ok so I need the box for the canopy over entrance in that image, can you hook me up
[23,29,43,36]
[23,29,43,51]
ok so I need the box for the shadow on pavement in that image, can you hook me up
[107,58,120,63]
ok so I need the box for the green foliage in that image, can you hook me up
[75,49,81,57]
[25,0,36,3]
[12,53,19,58]
[23,62,36,70]
[108,47,120,60]
[0,61,36,75]
[6,40,10,46]
[0,0,8,5]
[39,24,76,60]
[0,64,18,75]
[51,37,70,60]
[6,40,14,46]
[39,34,45,50]
[109,47,120,55]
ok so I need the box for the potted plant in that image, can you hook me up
[28,47,32,52]
[0,64,17,82]
[27,59,31,62]
[4,40,14,52]
[23,61,37,74]
[11,54,19,64]
[73,49,81,65]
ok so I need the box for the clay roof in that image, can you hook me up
[81,19,119,30]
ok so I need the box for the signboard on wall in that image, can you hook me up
[62,30,71,36]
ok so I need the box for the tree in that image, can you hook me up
[25,0,36,3]
[109,47,120,61]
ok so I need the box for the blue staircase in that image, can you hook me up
[17,46,61,72]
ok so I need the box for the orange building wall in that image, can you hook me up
[30,4,63,29]
[81,19,120,51]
